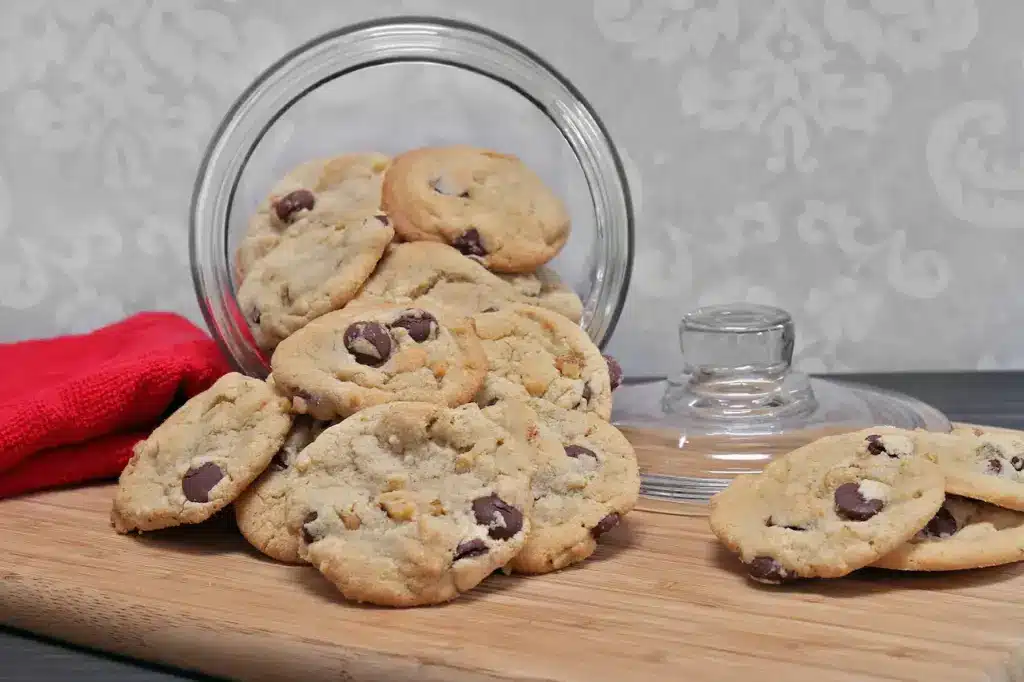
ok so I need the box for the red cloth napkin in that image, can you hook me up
[0,312,232,499]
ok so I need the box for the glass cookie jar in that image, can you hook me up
[612,303,953,516]
[189,16,634,378]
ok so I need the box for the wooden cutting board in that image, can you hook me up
[2,426,1024,682]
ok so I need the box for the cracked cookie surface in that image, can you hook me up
[287,402,533,606]
[477,378,639,574]
[112,373,293,533]
[709,427,944,583]
[236,213,394,351]
[381,145,570,273]
[472,305,611,420]
[270,303,486,420]
[235,152,390,280]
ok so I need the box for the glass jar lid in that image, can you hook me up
[611,302,951,509]
[190,16,634,377]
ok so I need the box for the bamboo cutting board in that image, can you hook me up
[2,427,1024,682]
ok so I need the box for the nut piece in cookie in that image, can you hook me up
[234,152,391,280]
[708,427,945,583]
[287,402,534,607]
[270,303,487,419]
[111,373,293,534]
[381,145,571,273]
[472,305,612,420]
[349,241,582,322]
[477,377,639,574]
[237,212,395,351]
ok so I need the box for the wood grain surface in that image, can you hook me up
[1,424,1023,682]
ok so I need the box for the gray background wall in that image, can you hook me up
[1,0,1020,378]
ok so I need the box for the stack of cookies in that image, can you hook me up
[710,425,1024,584]
[109,145,641,608]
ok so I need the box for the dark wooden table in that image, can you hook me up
[1,371,1020,681]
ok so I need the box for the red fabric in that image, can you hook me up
[0,312,232,499]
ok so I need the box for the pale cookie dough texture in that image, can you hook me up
[112,373,293,534]
[873,494,1024,571]
[916,427,1024,512]
[709,427,945,583]
[381,145,571,273]
[234,415,333,564]
[349,241,584,323]
[477,378,639,574]
[472,304,612,420]
[235,152,391,280]
[270,303,487,420]
[288,402,534,607]
[237,213,394,351]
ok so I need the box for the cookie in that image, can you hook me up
[498,266,584,323]
[914,427,1024,512]
[381,145,570,273]
[287,402,534,607]
[236,212,394,350]
[477,378,639,574]
[708,427,945,583]
[235,152,390,280]
[472,304,612,420]
[349,241,583,323]
[111,373,293,534]
[234,415,334,564]
[269,303,487,420]
[873,494,1024,571]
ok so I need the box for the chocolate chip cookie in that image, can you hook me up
[477,377,639,574]
[472,305,612,420]
[381,146,570,273]
[269,303,487,420]
[709,427,945,583]
[349,241,583,323]
[873,494,1024,571]
[915,427,1024,512]
[236,213,395,351]
[287,402,534,606]
[234,415,334,564]
[112,373,293,534]
[235,152,390,280]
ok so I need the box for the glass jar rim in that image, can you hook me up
[190,15,635,377]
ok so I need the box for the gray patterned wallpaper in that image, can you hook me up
[1,0,1021,378]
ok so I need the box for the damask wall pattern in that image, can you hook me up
[1,0,1021,378]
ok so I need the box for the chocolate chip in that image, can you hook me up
[485,397,501,407]
[481,306,499,313]
[375,214,390,226]
[453,538,488,561]
[1013,456,1024,472]
[865,434,886,456]
[471,493,523,540]
[603,354,623,391]
[766,517,806,531]
[269,451,288,471]
[591,512,620,538]
[181,462,223,503]
[581,382,592,403]
[301,511,319,544]
[834,482,884,521]
[343,321,393,366]
[249,308,261,325]
[565,444,596,460]
[920,504,958,539]
[389,309,438,343]
[452,228,486,257]
[746,556,794,584]
[274,189,315,222]
[987,458,1003,475]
